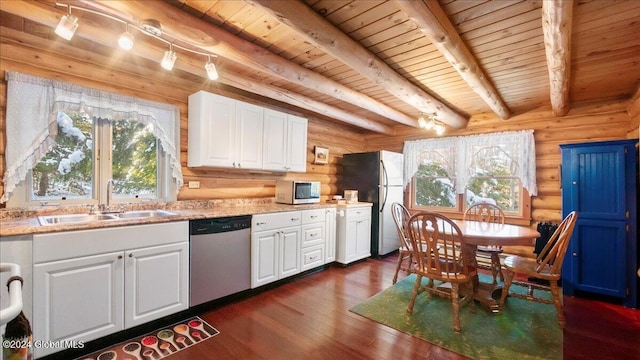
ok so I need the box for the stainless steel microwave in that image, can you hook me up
[275,180,321,204]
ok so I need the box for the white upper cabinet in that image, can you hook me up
[285,115,308,172]
[188,91,237,168]
[188,91,264,170]
[263,110,308,172]
[189,91,306,172]
[262,109,288,171]
[235,101,264,169]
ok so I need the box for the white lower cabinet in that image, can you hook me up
[301,209,326,271]
[324,208,337,263]
[32,222,189,358]
[124,242,189,328]
[251,208,337,288]
[336,204,372,264]
[33,252,124,357]
[252,211,301,288]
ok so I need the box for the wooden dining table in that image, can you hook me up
[452,219,540,312]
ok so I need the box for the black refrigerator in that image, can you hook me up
[342,150,404,257]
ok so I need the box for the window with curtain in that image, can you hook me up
[404,130,536,220]
[2,71,183,207]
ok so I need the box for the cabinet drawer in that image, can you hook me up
[301,244,324,271]
[301,209,325,224]
[252,211,302,232]
[346,207,371,219]
[301,224,324,247]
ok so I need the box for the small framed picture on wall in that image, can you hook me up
[314,146,329,164]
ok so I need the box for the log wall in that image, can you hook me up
[0,27,365,205]
[0,24,637,213]
[364,101,639,223]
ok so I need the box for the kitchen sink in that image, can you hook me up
[38,210,177,226]
[38,213,119,226]
[115,210,176,219]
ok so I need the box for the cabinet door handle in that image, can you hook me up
[572,252,578,257]
[129,253,134,258]
[233,162,236,168]
[118,255,123,260]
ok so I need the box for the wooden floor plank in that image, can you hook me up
[166,255,640,360]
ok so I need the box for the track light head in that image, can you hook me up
[205,56,219,80]
[161,45,177,70]
[55,10,79,41]
[118,24,135,50]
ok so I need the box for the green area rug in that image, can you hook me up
[350,274,562,360]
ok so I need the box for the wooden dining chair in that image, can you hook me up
[463,202,506,284]
[391,202,413,284]
[406,211,476,333]
[498,211,578,328]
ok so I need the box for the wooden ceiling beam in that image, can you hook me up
[0,0,394,135]
[248,0,468,129]
[79,0,419,129]
[394,0,511,120]
[542,0,574,117]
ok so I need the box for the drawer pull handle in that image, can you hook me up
[291,217,300,221]
[311,215,317,219]
[256,222,267,226]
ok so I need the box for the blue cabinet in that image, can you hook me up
[560,139,637,308]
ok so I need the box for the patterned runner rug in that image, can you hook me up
[350,274,562,360]
[78,316,219,360]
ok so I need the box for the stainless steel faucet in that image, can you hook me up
[106,178,114,208]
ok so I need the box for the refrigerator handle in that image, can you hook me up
[380,159,389,213]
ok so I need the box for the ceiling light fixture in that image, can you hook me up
[53,3,221,80]
[139,19,162,37]
[205,55,219,80]
[118,23,135,50]
[54,6,79,41]
[418,113,446,136]
[161,44,177,70]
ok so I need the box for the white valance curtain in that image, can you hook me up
[1,71,183,203]
[403,130,537,196]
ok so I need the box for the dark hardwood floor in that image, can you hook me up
[67,255,635,360]
[162,255,640,359]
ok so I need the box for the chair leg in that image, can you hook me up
[406,275,422,315]
[392,251,404,284]
[451,283,461,333]
[549,280,566,328]
[499,269,515,309]
[405,253,413,274]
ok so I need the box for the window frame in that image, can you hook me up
[408,179,531,225]
[7,115,176,208]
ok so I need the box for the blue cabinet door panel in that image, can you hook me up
[571,145,627,220]
[572,220,626,298]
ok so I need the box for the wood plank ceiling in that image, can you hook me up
[1,0,639,135]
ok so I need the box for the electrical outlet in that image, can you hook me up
[188,181,200,189]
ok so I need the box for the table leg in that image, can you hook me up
[463,244,502,313]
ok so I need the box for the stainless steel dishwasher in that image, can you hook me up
[189,215,252,307]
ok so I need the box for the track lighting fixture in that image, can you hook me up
[161,44,177,70]
[54,6,78,41]
[418,113,446,136]
[54,3,220,81]
[118,23,135,51]
[205,55,219,80]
